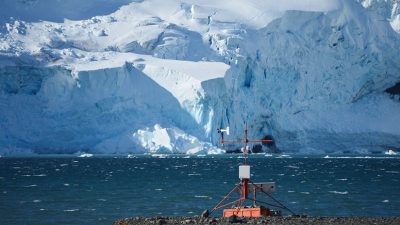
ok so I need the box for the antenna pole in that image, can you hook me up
[244,123,248,165]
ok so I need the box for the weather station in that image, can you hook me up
[207,125,295,218]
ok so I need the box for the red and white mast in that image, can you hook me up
[210,124,295,218]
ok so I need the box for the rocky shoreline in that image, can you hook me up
[114,216,400,225]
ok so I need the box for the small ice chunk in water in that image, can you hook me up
[194,195,208,198]
[64,209,79,212]
[329,191,349,195]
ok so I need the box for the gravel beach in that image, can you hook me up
[114,216,400,225]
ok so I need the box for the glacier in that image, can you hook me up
[0,0,399,155]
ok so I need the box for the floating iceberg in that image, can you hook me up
[385,150,398,155]
[78,153,94,158]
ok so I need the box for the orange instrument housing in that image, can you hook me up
[223,206,270,218]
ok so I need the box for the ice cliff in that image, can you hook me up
[0,0,399,154]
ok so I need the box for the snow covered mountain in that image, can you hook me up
[0,0,399,155]
[357,0,400,33]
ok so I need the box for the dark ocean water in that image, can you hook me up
[0,154,399,225]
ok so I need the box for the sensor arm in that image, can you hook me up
[220,139,273,143]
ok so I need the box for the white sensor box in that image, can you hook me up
[239,165,250,179]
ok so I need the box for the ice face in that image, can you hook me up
[215,1,400,153]
[356,0,400,33]
[0,0,399,154]
[0,59,227,154]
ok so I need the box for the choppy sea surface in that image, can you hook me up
[0,154,399,225]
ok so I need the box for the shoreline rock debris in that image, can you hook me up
[114,216,400,225]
